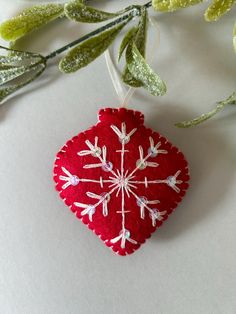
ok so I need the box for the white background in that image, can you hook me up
[0,1,235,313]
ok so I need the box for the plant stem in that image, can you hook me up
[175,91,236,128]
[45,1,152,60]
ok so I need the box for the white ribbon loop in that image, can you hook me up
[104,16,160,108]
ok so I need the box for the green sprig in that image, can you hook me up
[0,46,47,103]
[0,0,235,128]
[176,92,236,128]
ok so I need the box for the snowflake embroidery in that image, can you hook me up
[59,122,183,249]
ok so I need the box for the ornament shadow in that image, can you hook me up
[144,102,236,241]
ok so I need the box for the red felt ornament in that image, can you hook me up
[53,108,190,255]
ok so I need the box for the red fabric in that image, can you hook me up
[53,108,190,255]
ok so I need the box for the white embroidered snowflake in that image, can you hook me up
[59,122,183,249]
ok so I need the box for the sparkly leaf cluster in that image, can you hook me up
[0,0,235,126]
[0,1,167,100]
[152,0,236,51]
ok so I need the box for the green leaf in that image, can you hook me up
[205,0,236,21]
[175,91,236,128]
[0,4,64,41]
[126,44,167,96]
[0,64,46,104]
[122,7,148,87]
[152,0,203,12]
[59,19,130,73]
[122,46,143,88]
[0,45,47,103]
[65,1,118,23]
[0,64,15,70]
[118,26,138,61]
[0,45,44,65]
[0,61,46,104]
[65,1,119,23]
[0,65,34,85]
[134,7,148,57]
[0,56,45,85]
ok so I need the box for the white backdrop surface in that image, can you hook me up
[0,1,235,314]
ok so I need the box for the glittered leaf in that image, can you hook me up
[0,66,33,85]
[152,0,203,12]
[134,7,148,57]
[0,62,46,104]
[122,46,143,88]
[0,52,42,85]
[0,64,15,70]
[0,4,64,41]
[205,0,236,21]
[0,55,24,64]
[0,56,45,86]
[122,8,148,87]
[65,1,119,23]
[59,19,130,73]
[0,45,47,104]
[127,44,167,96]
[118,26,138,61]
[176,91,236,128]
[0,45,44,66]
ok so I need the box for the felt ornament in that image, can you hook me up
[53,108,190,255]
